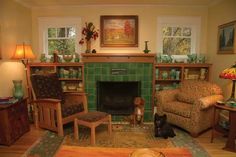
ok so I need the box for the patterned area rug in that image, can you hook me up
[24,124,210,157]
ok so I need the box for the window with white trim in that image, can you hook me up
[38,17,81,56]
[157,16,201,56]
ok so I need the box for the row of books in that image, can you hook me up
[0,97,18,105]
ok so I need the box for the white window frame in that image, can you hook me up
[38,17,81,57]
[157,16,201,58]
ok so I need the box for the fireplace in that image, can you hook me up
[97,81,141,115]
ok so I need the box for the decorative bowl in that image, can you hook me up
[63,54,73,62]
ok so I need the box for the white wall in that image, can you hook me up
[0,0,32,97]
[208,0,236,98]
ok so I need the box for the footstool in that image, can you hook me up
[74,111,112,145]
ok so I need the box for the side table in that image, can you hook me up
[0,98,30,146]
[211,103,236,152]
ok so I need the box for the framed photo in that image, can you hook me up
[218,21,236,54]
[100,15,138,47]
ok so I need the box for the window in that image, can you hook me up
[47,27,76,55]
[39,17,81,56]
[157,16,201,56]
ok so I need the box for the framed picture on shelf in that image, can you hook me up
[100,15,138,47]
[217,21,236,54]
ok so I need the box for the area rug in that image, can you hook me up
[23,124,210,157]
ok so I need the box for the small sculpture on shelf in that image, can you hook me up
[170,69,176,80]
[200,68,207,80]
[187,54,197,63]
[63,53,73,62]
[40,54,47,62]
[184,68,189,79]
[74,53,80,62]
[143,41,150,54]
[197,54,206,63]
[160,54,172,63]
[92,49,97,53]
[175,71,181,80]
[161,71,168,80]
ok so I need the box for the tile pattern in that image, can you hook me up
[84,63,153,121]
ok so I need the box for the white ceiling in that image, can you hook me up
[15,0,222,7]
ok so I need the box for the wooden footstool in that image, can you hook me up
[74,111,112,145]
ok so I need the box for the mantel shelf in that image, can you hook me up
[81,53,156,63]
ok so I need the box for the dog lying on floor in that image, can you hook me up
[154,113,176,139]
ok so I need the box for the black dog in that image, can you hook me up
[154,113,176,139]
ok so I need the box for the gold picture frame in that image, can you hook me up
[217,21,236,54]
[100,15,138,47]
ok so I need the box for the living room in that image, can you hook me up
[0,0,236,157]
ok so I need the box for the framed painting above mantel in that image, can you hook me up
[217,21,236,54]
[100,15,138,47]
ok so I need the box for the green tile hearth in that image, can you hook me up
[84,62,153,121]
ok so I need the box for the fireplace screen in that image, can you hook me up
[97,81,141,115]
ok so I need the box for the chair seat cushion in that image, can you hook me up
[163,101,192,118]
[62,103,84,118]
[77,111,109,122]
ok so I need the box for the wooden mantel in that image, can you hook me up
[81,53,156,63]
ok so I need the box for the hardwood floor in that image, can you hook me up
[0,125,235,157]
[0,125,44,157]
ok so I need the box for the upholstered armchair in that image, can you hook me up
[155,80,223,137]
[30,73,87,136]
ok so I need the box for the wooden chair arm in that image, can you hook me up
[32,98,61,104]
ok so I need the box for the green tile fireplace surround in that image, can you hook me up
[84,62,153,121]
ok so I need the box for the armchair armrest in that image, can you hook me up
[156,89,179,104]
[197,95,224,110]
[32,98,61,104]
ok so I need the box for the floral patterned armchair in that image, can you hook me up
[155,80,223,137]
[30,73,87,136]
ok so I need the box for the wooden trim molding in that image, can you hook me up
[81,53,156,63]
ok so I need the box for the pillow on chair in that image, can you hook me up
[31,73,64,102]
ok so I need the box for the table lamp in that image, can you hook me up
[219,63,236,102]
[12,43,35,99]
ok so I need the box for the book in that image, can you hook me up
[0,98,18,105]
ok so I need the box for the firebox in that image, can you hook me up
[97,81,141,115]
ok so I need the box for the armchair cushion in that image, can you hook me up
[62,103,84,118]
[163,101,192,118]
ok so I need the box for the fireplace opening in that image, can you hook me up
[97,81,141,115]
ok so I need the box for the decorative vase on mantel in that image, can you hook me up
[13,80,24,99]
[85,40,91,53]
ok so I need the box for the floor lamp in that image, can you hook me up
[11,42,35,103]
[219,63,236,102]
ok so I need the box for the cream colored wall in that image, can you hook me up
[208,0,236,99]
[0,0,32,97]
[31,5,208,57]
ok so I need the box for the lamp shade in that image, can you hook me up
[219,64,236,80]
[12,44,35,60]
